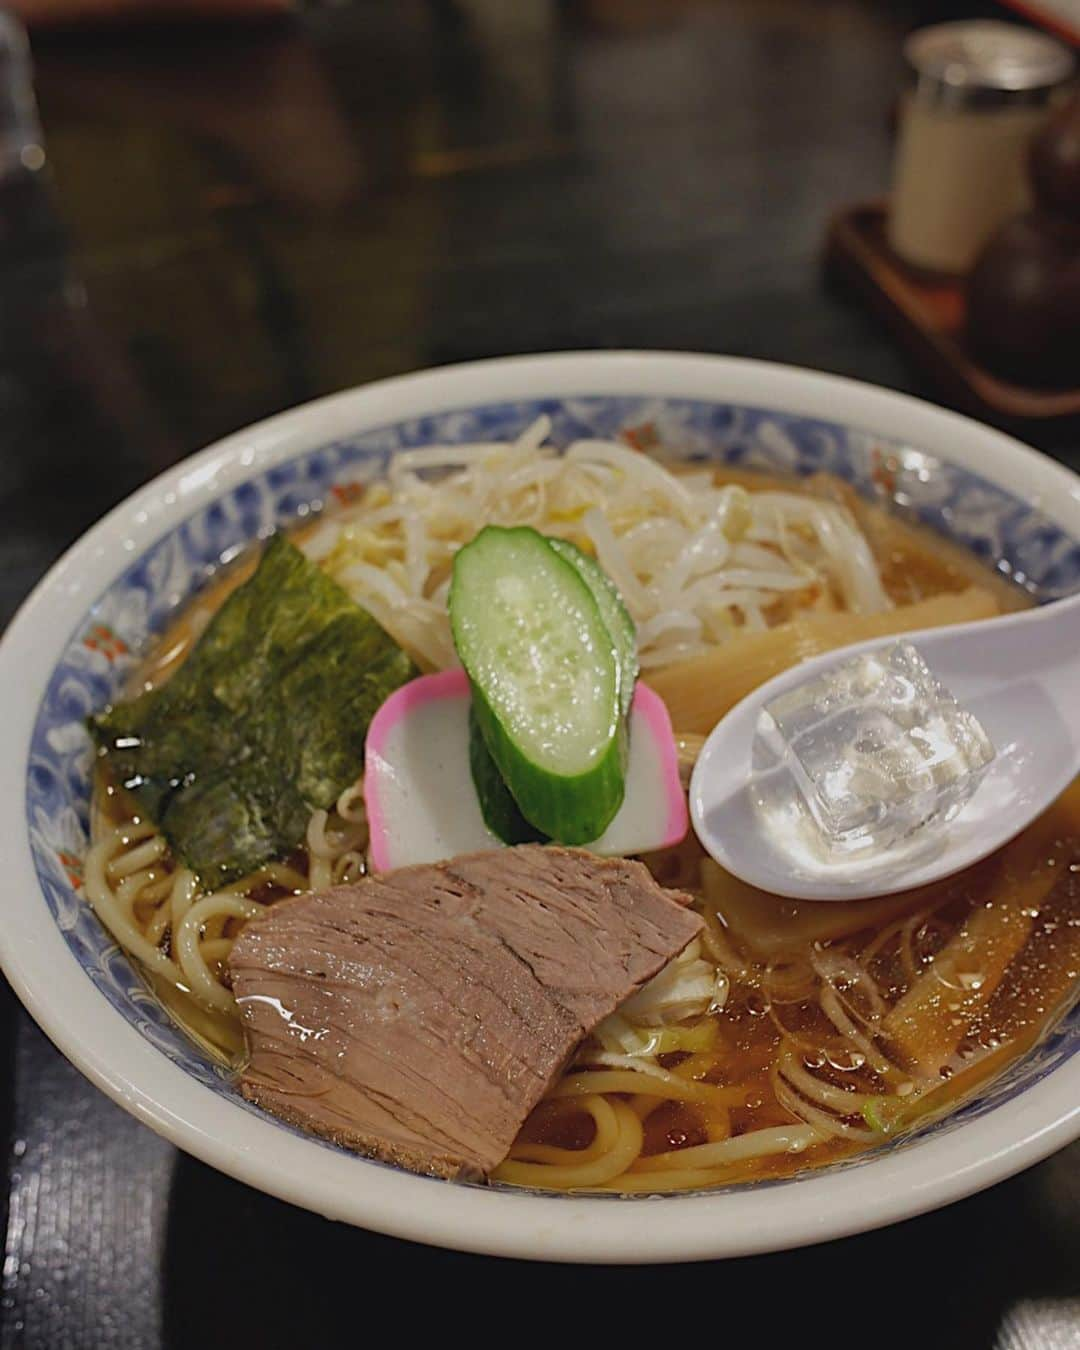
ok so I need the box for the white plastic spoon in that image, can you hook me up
[689,590,1080,901]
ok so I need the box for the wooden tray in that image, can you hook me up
[824,201,1080,439]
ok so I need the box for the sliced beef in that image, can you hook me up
[229,845,701,1180]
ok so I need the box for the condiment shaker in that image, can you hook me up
[888,20,1074,275]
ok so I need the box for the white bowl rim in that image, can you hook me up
[2,350,1079,1265]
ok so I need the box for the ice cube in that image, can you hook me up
[752,641,995,857]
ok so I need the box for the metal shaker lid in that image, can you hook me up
[904,20,1075,110]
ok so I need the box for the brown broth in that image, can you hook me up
[518,781,1080,1186]
[92,465,1077,1190]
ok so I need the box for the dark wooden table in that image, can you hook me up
[1,2,1077,1346]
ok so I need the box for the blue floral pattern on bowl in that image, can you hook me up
[25,396,1080,1192]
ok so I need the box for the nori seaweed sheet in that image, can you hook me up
[90,534,416,883]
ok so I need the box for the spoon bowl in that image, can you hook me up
[689,591,1080,901]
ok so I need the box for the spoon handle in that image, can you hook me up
[690,587,1080,902]
[921,589,1080,722]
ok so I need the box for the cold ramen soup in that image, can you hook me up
[85,422,1080,1192]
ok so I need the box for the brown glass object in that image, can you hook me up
[968,95,1080,389]
[825,201,1080,436]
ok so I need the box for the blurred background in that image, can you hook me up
[0,2,1077,1347]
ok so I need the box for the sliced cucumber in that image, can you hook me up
[470,538,635,843]
[468,705,547,845]
[450,525,625,844]
[546,536,638,717]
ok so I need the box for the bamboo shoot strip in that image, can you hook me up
[700,858,938,964]
[882,785,1080,1073]
[648,587,999,735]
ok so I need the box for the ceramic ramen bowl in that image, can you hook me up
[2,352,1079,1263]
